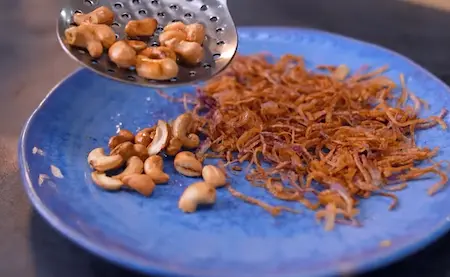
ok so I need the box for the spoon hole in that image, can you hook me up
[84,0,94,6]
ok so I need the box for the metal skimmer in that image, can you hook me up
[57,0,237,87]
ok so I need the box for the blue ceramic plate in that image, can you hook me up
[19,27,450,277]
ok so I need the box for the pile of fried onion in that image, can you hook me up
[169,54,449,230]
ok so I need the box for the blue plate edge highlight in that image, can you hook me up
[18,26,450,277]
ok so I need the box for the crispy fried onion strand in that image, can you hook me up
[185,54,448,230]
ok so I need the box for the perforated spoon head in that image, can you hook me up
[57,0,237,87]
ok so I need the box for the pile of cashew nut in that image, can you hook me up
[65,6,206,80]
[87,112,227,213]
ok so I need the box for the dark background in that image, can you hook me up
[2,0,450,276]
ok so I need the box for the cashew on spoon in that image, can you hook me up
[87,148,124,172]
[73,6,114,25]
[108,40,137,68]
[136,55,179,81]
[65,25,103,58]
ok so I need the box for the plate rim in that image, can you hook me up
[18,26,450,277]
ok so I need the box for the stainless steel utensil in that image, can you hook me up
[57,0,237,87]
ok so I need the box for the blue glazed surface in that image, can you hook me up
[19,27,450,277]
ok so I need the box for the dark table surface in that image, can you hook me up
[2,0,450,276]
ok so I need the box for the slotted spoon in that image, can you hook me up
[57,0,237,87]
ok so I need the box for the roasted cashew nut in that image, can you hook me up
[136,55,179,80]
[135,127,155,147]
[178,181,216,213]
[163,21,186,32]
[122,174,156,196]
[185,23,206,44]
[126,40,148,52]
[87,147,124,172]
[139,47,177,61]
[108,40,137,68]
[65,25,103,58]
[165,137,183,156]
[183,134,200,149]
[144,156,170,184]
[202,165,227,188]
[172,113,200,149]
[173,40,204,65]
[110,141,135,160]
[90,24,116,48]
[73,6,115,25]
[110,141,149,161]
[91,171,123,190]
[159,30,187,48]
[108,129,135,150]
[125,18,157,37]
[133,143,150,161]
[160,22,205,47]
[147,120,170,156]
[113,156,144,181]
[174,151,202,177]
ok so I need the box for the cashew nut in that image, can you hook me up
[173,40,204,65]
[108,40,137,68]
[73,6,115,25]
[110,141,149,161]
[65,25,103,58]
[178,181,216,213]
[136,55,179,80]
[118,129,135,141]
[133,143,150,161]
[172,113,200,149]
[165,137,183,156]
[91,171,123,190]
[125,18,157,37]
[144,156,170,184]
[184,134,200,149]
[112,156,144,180]
[174,151,202,177]
[185,23,205,44]
[160,22,205,46]
[87,147,124,171]
[159,30,187,47]
[110,141,135,160]
[126,40,148,51]
[122,174,156,196]
[147,120,170,155]
[163,21,186,32]
[135,127,155,147]
[90,24,116,48]
[202,165,227,188]
[108,129,135,150]
[139,47,177,61]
